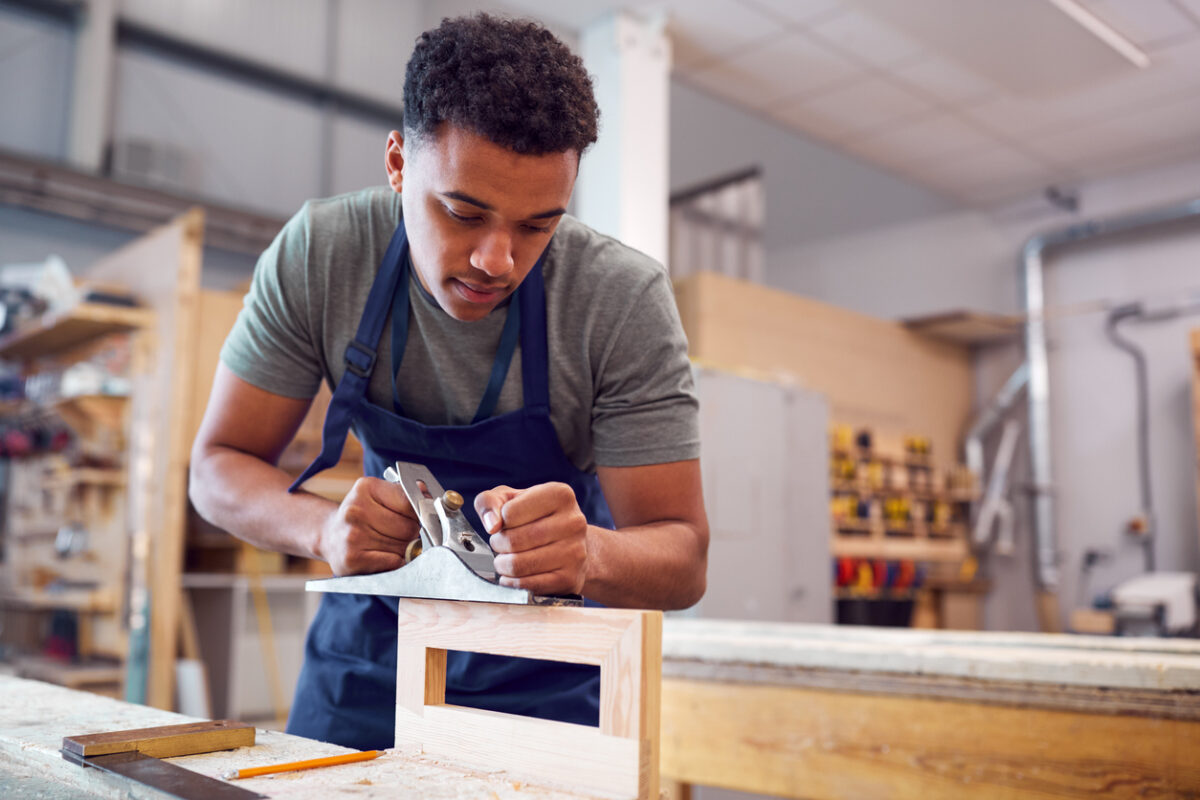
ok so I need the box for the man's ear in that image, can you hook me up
[385,130,405,194]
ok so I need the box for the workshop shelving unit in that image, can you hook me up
[829,427,980,627]
[0,209,219,709]
[0,210,359,717]
[829,444,975,563]
[0,299,154,697]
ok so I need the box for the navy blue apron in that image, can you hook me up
[284,219,612,750]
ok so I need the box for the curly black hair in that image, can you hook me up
[403,14,599,156]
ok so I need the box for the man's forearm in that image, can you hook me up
[189,445,335,561]
[582,521,707,610]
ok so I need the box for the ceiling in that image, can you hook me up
[501,0,1200,208]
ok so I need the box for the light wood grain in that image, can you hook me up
[1192,328,1200,558]
[661,677,1200,799]
[674,271,971,468]
[86,207,205,709]
[903,310,1022,346]
[1,674,607,799]
[410,705,641,788]
[662,618,1200,691]
[393,599,661,800]
[660,619,1200,799]
[663,658,1200,721]
[190,289,245,448]
[62,720,255,758]
[394,598,639,665]
[0,302,153,361]
[830,534,967,562]
[394,644,446,714]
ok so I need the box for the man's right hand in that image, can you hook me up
[190,366,423,576]
[317,476,421,576]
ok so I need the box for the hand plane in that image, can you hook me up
[306,461,581,606]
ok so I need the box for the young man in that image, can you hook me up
[190,14,707,750]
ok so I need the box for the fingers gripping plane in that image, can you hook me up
[305,461,582,606]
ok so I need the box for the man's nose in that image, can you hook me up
[471,229,515,277]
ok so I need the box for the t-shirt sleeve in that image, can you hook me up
[220,203,324,399]
[590,268,700,467]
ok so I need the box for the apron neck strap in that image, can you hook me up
[287,220,408,492]
[342,220,408,396]
[390,249,551,418]
[517,257,549,410]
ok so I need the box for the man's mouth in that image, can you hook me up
[452,278,507,304]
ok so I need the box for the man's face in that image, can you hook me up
[387,126,578,322]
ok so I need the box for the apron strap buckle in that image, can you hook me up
[344,340,377,378]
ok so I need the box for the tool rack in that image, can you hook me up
[828,425,980,627]
[0,299,154,696]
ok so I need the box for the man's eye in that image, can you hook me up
[522,223,551,234]
[445,207,480,224]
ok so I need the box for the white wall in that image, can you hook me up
[1,1,408,222]
[112,46,327,213]
[770,156,1200,631]
[0,0,411,282]
[106,6,410,216]
[0,6,73,161]
[768,210,1015,319]
[670,80,959,256]
[120,0,419,108]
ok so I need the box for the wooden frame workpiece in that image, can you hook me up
[393,599,662,800]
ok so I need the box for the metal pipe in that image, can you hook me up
[1020,196,1200,596]
[965,362,1029,480]
[1022,240,1057,591]
[964,363,1028,554]
[1102,295,1200,573]
[1104,304,1156,572]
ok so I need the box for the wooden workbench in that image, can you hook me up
[660,619,1200,798]
[11,621,1200,799]
[0,675,612,799]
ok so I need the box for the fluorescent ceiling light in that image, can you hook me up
[1045,0,1151,69]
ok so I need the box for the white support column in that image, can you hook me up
[68,0,117,172]
[577,11,671,267]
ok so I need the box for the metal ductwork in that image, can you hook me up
[1020,196,1200,625]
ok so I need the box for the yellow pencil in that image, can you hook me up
[222,749,382,780]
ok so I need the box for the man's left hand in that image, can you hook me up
[474,482,590,596]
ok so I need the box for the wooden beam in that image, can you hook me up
[661,619,1200,799]
[661,678,1200,799]
[0,148,285,256]
[662,618,1200,692]
[86,208,205,709]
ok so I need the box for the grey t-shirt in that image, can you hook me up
[221,186,699,472]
